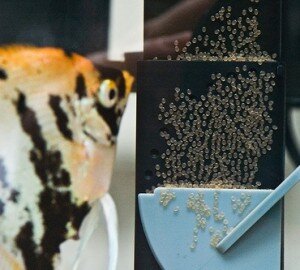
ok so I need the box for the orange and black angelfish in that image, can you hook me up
[0,45,134,269]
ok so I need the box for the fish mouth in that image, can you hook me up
[70,141,116,203]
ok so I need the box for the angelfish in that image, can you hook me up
[0,46,134,270]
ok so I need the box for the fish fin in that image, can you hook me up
[72,193,118,270]
[102,193,118,270]
[72,201,100,270]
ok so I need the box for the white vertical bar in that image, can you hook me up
[108,0,144,60]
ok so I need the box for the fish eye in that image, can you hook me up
[98,80,119,108]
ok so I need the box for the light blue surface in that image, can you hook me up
[138,188,281,270]
[218,166,300,253]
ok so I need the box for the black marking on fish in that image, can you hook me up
[0,68,7,80]
[15,92,46,152]
[30,150,71,188]
[72,202,90,232]
[83,130,97,143]
[116,108,123,117]
[62,49,73,58]
[0,199,4,215]
[66,95,76,117]
[49,95,73,141]
[15,222,38,270]
[13,92,90,270]
[95,103,118,136]
[0,158,8,188]
[75,74,87,99]
[0,159,10,216]
[40,187,89,264]
[16,91,26,113]
[9,189,20,203]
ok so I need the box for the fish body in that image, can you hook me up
[0,46,133,269]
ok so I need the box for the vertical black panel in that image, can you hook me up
[140,0,284,268]
[135,60,285,269]
[282,0,300,99]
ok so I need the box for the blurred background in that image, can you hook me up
[0,1,109,54]
[0,0,299,269]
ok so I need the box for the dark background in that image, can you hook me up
[144,0,300,99]
[283,0,300,99]
[144,0,181,21]
[0,0,110,55]
[0,0,299,98]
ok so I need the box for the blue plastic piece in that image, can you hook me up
[217,166,300,253]
[138,188,281,270]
